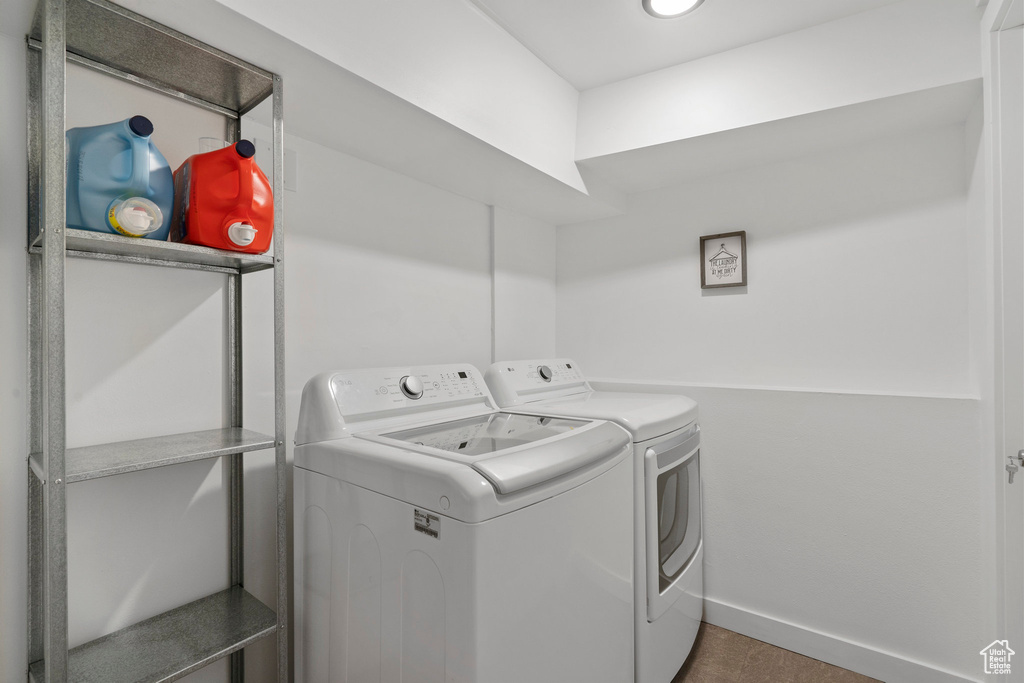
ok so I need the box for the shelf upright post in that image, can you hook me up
[272,73,290,683]
[32,0,70,680]
[226,114,245,683]
[227,235,244,683]
[26,26,44,678]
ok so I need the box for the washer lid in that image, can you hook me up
[523,392,698,443]
[384,412,585,455]
[378,412,629,494]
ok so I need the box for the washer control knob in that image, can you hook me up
[399,375,424,399]
[538,365,553,382]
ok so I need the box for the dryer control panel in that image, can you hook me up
[484,359,590,407]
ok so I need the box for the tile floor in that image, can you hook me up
[672,624,882,683]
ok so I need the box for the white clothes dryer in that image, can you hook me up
[485,359,703,683]
[294,364,635,683]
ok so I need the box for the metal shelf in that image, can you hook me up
[29,0,273,117]
[28,586,276,683]
[28,428,275,484]
[28,228,276,275]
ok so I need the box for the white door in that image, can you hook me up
[991,1,1024,680]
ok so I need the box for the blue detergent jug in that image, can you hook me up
[66,115,174,240]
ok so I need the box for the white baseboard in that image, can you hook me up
[703,598,979,683]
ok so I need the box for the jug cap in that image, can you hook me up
[128,115,154,137]
[227,222,258,247]
[108,196,163,237]
[235,140,256,159]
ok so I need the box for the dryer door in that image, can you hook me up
[644,425,701,622]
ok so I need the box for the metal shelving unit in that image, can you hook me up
[25,0,288,680]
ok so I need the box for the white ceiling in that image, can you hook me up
[466,0,907,90]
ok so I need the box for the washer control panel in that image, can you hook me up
[331,364,489,417]
[296,364,494,445]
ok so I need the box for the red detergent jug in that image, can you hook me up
[170,140,273,253]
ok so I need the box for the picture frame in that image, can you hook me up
[700,231,747,289]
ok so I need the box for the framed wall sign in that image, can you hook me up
[700,231,747,289]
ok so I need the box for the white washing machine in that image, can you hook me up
[293,363,635,683]
[485,359,703,683]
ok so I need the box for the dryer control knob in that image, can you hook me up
[399,375,424,399]
[538,365,553,382]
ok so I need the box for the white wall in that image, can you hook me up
[965,94,999,645]
[247,123,495,380]
[0,29,31,683]
[560,125,973,395]
[597,379,985,682]
[492,206,557,361]
[558,123,991,680]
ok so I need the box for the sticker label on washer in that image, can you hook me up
[414,509,439,539]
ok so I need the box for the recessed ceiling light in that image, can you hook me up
[642,0,705,19]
